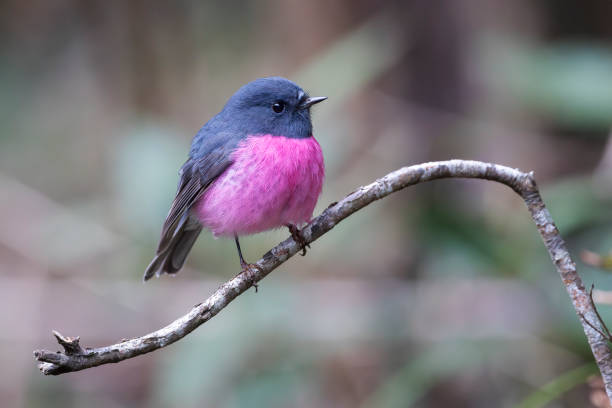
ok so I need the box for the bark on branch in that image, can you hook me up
[33,159,612,404]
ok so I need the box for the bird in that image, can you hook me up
[143,77,326,281]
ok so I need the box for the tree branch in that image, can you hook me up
[33,159,612,404]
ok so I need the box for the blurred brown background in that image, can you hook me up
[2,1,612,407]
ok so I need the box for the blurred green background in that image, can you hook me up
[2,1,612,407]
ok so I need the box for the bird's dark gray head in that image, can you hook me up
[220,77,326,139]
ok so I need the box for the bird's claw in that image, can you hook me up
[287,224,310,256]
[240,261,263,292]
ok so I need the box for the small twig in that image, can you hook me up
[580,284,612,342]
[32,160,612,406]
[582,315,610,342]
[52,330,85,355]
[591,286,612,340]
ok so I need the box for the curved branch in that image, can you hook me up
[33,159,612,403]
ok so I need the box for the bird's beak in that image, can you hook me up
[299,96,327,109]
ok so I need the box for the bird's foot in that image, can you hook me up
[240,261,263,293]
[287,224,310,256]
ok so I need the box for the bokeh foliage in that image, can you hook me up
[1,1,612,407]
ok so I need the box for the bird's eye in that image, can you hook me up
[272,101,285,113]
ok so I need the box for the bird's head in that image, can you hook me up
[222,77,327,139]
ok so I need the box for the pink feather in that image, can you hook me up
[195,134,325,236]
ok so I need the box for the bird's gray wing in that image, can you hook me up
[160,149,232,250]
[143,146,234,280]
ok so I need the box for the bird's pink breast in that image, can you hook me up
[195,134,325,236]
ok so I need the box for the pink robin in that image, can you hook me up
[144,77,326,281]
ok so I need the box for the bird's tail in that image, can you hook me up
[143,225,203,281]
